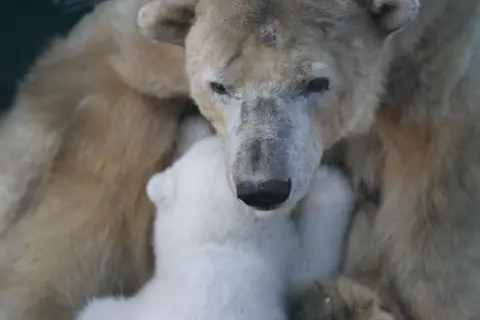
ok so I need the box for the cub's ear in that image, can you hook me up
[368,0,419,35]
[146,171,175,205]
[137,0,197,46]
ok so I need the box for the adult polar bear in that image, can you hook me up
[139,0,480,319]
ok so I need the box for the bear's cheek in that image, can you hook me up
[197,101,227,138]
[310,104,347,148]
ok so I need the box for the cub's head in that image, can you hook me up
[147,136,229,214]
[139,0,418,213]
[146,136,235,258]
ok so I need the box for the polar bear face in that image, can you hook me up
[138,0,419,215]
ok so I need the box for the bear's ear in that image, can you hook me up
[146,171,175,205]
[137,0,197,47]
[367,0,419,36]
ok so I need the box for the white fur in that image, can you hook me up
[171,115,215,162]
[76,117,354,320]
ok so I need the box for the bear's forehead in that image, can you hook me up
[191,0,378,76]
[197,0,369,46]
[201,0,364,22]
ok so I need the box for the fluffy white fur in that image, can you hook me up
[76,116,354,320]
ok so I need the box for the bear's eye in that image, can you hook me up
[210,82,229,95]
[305,77,330,94]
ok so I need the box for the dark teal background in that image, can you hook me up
[0,0,95,114]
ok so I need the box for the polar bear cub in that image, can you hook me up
[76,117,355,320]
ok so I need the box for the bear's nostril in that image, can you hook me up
[235,179,292,211]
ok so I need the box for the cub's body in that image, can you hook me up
[77,133,355,320]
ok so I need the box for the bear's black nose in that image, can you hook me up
[235,179,292,211]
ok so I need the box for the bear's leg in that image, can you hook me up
[291,202,397,320]
[292,276,394,320]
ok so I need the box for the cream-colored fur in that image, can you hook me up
[0,0,193,319]
[138,0,480,319]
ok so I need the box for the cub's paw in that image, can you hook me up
[291,277,394,320]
